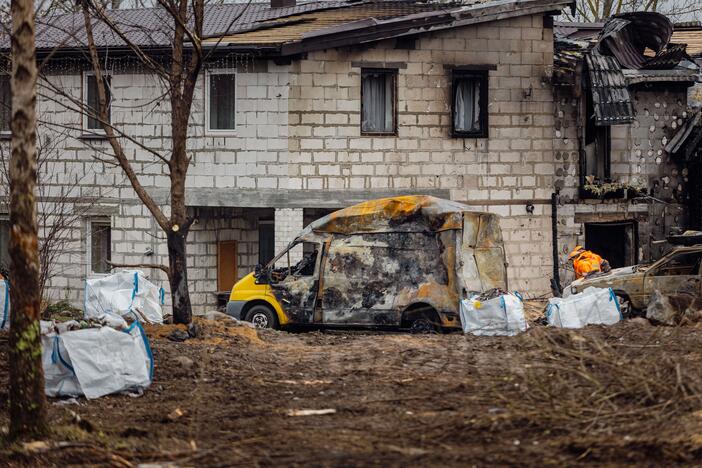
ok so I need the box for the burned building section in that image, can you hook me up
[552,13,701,286]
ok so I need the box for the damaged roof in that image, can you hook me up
[585,52,635,125]
[27,0,574,56]
[301,195,482,235]
[555,13,699,125]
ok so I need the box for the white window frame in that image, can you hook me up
[205,68,237,135]
[0,74,11,137]
[82,71,112,135]
[86,218,112,277]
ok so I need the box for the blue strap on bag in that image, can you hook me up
[1,279,9,329]
[124,321,154,380]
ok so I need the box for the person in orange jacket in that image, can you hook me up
[568,245,611,279]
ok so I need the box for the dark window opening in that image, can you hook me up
[86,74,111,131]
[258,220,275,266]
[585,221,637,269]
[90,220,111,274]
[208,73,236,130]
[583,92,611,185]
[361,68,396,135]
[451,70,488,138]
[0,75,10,133]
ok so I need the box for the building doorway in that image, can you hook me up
[585,221,638,269]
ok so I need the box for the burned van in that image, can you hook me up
[226,196,508,331]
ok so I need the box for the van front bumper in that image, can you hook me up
[226,300,247,320]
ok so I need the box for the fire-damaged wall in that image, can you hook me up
[553,81,694,286]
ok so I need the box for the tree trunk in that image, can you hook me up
[8,0,48,439]
[167,228,192,324]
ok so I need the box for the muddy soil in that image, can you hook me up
[1,318,702,466]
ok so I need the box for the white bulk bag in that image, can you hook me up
[547,287,622,328]
[84,270,165,324]
[42,321,153,399]
[460,292,528,336]
[0,279,9,330]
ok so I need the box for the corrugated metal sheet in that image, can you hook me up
[585,52,635,125]
[596,12,685,70]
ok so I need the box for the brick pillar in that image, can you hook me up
[274,208,304,264]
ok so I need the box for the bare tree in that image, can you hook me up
[569,0,702,22]
[0,128,99,309]
[62,0,250,323]
[8,0,48,439]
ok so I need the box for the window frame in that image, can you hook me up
[0,74,10,137]
[360,67,398,136]
[87,219,112,276]
[450,69,489,138]
[205,68,237,135]
[82,71,112,136]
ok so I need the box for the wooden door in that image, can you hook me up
[217,240,238,291]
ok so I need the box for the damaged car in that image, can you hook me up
[568,245,702,315]
[226,195,508,331]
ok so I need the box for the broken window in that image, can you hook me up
[207,70,236,131]
[84,73,111,132]
[582,86,611,185]
[361,69,396,135]
[89,220,111,275]
[0,75,10,133]
[451,71,488,138]
[654,251,702,277]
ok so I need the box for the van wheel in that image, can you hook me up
[402,304,440,334]
[410,317,439,334]
[245,304,279,330]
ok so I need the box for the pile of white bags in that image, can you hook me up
[0,279,9,330]
[84,270,165,324]
[460,292,528,336]
[42,321,153,399]
[547,287,622,328]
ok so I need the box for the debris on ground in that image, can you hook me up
[646,290,702,325]
[546,287,621,328]
[287,408,337,417]
[84,270,165,324]
[460,291,527,336]
[3,320,702,465]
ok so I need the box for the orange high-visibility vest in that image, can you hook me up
[573,251,604,279]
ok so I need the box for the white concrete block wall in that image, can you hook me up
[275,208,303,264]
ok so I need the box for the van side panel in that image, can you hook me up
[461,213,508,293]
[320,232,453,325]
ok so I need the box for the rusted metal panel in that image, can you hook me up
[320,232,455,325]
[300,195,469,236]
[267,196,508,329]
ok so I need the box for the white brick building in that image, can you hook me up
[0,1,698,312]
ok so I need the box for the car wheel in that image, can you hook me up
[245,304,279,330]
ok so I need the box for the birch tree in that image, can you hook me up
[8,0,48,438]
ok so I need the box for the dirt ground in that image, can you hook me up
[1,316,702,466]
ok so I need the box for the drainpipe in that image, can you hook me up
[551,190,562,297]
